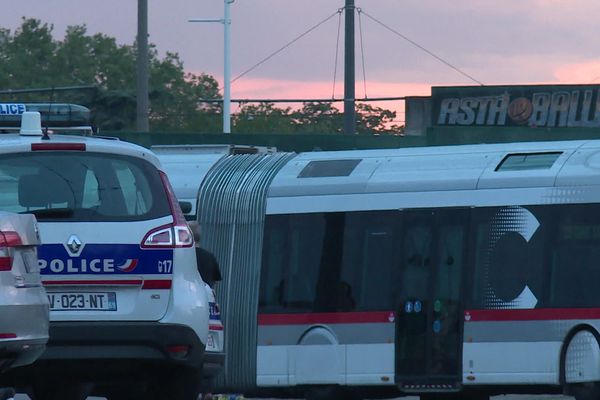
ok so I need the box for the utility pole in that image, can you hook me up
[136,0,149,132]
[223,0,232,133]
[190,0,234,134]
[343,0,356,135]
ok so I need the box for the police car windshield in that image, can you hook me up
[0,152,170,222]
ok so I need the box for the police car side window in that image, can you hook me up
[114,162,152,216]
[81,170,100,209]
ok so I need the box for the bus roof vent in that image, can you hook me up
[495,152,562,172]
[298,159,361,178]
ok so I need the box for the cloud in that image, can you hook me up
[554,60,600,83]
[229,77,432,100]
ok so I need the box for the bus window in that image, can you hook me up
[340,211,401,312]
[549,204,600,307]
[259,216,288,312]
[259,213,325,312]
[401,222,433,303]
[436,225,464,305]
[259,210,402,314]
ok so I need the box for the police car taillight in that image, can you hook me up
[0,231,22,271]
[141,172,193,248]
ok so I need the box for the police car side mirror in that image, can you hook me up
[179,201,192,214]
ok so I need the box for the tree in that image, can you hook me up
[0,18,222,132]
[149,51,221,132]
[233,102,293,133]
[292,102,343,134]
[0,18,405,135]
[355,103,404,135]
[0,19,57,90]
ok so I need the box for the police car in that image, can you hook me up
[0,107,210,400]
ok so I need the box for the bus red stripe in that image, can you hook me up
[259,309,600,325]
[465,308,600,321]
[258,311,395,325]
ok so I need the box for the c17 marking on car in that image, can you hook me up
[158,260,172,273]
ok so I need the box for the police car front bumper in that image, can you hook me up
[40,321,205,368]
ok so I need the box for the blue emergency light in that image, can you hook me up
[0,103,90,127]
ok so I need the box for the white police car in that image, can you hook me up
[0,109,209,400]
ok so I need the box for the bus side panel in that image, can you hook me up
[346,343,395,385]
[257,321,396,387]
[256,345,289,386]
[288,343,346,385]
[257,343,396,387]
[462,340,560,384]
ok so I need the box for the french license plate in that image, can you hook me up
[48,292,117,311]
[206,332,216,351]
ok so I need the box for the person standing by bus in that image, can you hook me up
[188,221,222,400]
[189,221,222,288]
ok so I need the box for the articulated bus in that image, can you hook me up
[179,139,600,400]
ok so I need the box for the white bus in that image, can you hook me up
[188,139,600,400]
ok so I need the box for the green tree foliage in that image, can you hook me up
[233,102,293,133]
[292,102,343,134]
[231,101,403,135]
[0,18,404,135]
[0,18,221,132]
[356,103,404,135]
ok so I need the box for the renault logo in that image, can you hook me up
[66,235,83,256]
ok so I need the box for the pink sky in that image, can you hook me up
[226,78,434,124]
[4,0,600,125]
[222,58,600,123]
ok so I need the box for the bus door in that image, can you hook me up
[395,209,468,391]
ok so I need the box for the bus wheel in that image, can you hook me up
[569,382,600,400]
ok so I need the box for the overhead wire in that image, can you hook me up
[232,9,341,84]
[359,9,485,86]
